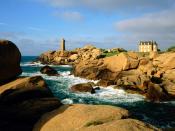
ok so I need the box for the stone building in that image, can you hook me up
[60,38,65,51]
[139,41,158,52]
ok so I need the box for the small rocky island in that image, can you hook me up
[0,39,174,131]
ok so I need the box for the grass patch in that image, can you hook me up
[98,48,127,58]
[103,51,119,57]
[85,120,104,127]
[167,46,175,52]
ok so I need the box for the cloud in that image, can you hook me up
[40,0,174,12]
[82,0,174,12]
[114,8,175,49]
[116,9,175,33]
[54,11,83,21]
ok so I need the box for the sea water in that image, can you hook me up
[21,56,175,128]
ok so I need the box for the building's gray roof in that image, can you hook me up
[139,41,157,45]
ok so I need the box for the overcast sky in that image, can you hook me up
[0,0,175,56]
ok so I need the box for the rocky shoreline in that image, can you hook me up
[0,40,62,130]
[37,44,175,102]
[0,40,174,130]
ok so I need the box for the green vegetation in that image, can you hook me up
[100,48,127,58]
[85,120,104,127]
[167,46,175,52]
[102,51,120,57]
[157,49,161,52]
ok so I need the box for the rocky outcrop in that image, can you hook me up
[0,40,62,130]
[0,40,22,85]
[70,83,95,94]
[38,45,103,65]
[81,119,160,131]
[78,45,102,61]
[33,104,160,131]
[73,59,104,80]
[72,51,175,102]
[103,53,139,72]
[38,44,175,102]
[39,50,72,65]
[153,52,175,70]
[163,69,175,81]
[163,80,175,98]
[69,54,78,62]
[145,82,169,102]
[40,66,59,76]
[149,51,159,59]
[0,76,62,131]
[0,76,52,102]
[97,80,115,87]
[73,53,140,84]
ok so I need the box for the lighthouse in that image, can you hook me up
[60,38,65,51]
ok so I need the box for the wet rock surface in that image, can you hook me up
[70,83,96,94]
[40,66,59,76]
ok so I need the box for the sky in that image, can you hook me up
[0,0,175,56]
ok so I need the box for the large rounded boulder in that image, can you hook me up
[0,76,62,131]
[33,104,160,131]
[0,40,22,85]
[40,66,59,76]
[103,53,139,72]
[70,83,95,94]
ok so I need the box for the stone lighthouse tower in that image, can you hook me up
[60,38,65,51]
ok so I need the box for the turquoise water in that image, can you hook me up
[21,56,175,128]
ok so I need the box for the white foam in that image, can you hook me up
[59,65,72,67]
[61,98,73,104]
[21,71,41,76]
[64,75,98,86]
[21,70,145,104]
[95,86,123,96]
[78,98,85,103]
[73,86,145,104]
[21,62,45,67]
[59,71,71,76]
[21,61,73,68]
[160,101,175,105]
